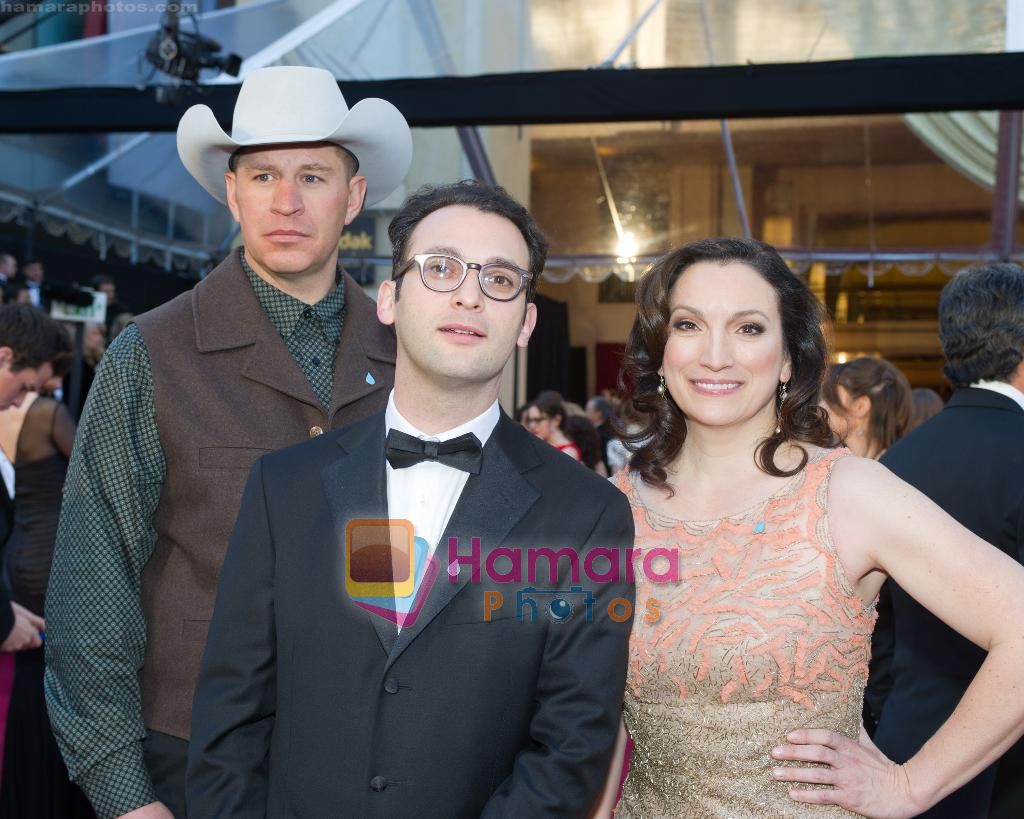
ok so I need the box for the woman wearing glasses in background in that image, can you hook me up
[522,395,582,461]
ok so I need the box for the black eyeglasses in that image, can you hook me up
[523,414,549,426]
[394,253,534,302]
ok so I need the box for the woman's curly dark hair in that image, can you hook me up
[619,237,838,495]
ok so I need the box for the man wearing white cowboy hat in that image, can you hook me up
[45,65,412,819]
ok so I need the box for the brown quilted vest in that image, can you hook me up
[133,252,395,738]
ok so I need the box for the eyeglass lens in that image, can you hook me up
[421,255,525,301]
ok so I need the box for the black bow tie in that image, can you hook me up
[385,429,483,474]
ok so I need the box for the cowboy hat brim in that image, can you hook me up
[177,96,412,208]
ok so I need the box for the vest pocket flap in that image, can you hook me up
[199,446,272,470]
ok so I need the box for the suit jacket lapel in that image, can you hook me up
[321,415,397,654]
[385,415,542,670]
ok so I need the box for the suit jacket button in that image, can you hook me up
[369,775,388,792]
[384,677,399,694]
[309,425,324,438]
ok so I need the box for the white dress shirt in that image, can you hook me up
[0,446,13,499]
[384,391,499,628]
[971,379,1024,413]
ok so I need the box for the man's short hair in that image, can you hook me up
[0,304,70,371]
[227,143,360,177]
[939,263,1024,388]
[388,180,549,303]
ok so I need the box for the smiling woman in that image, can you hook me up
[594,238,1024,819]
[622,238,836,493]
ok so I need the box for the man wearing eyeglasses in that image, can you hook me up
[187,180,635,818]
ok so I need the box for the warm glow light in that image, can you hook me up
[616,231,639,261]
[763,216,793,246]
[836,352,849,364]
[835,292,849,324]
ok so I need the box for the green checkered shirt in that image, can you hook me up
[240,250,345,409]
[44,249,346,818]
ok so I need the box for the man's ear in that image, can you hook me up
[516,302,538,348]
[225,172,241,224]
[0,347,12,368]
[344,175,368,226]
[377,280,397,326]
[1010,356,1024,393]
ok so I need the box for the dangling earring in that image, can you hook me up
[657,374,666,397]
[775,381,789,435]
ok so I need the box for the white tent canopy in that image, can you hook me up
[0,0,1013,273]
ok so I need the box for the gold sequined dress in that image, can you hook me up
[615,448,875,818]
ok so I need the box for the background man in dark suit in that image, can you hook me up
[17,259,45,309]
[0,252,16,287]
[45,66,411,819]
[872,263,1024,818]
[187,181,635,819]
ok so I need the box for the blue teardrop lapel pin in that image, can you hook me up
[365,372,376,385]
[753,520,766,535]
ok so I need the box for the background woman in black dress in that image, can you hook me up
[0,387,94,819]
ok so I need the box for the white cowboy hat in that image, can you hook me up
[176,65,412,207]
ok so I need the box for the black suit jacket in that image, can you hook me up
[187,412,635,819]
[874,388,1024,818]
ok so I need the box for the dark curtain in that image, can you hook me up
[527,293,570,401]
[568,347,587,407]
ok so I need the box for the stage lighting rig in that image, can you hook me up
[142,7,241,103]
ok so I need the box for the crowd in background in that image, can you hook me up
[0,251,134,337]
[520,351,946,483]
[0,252,137,815]
[518,390,634,477]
